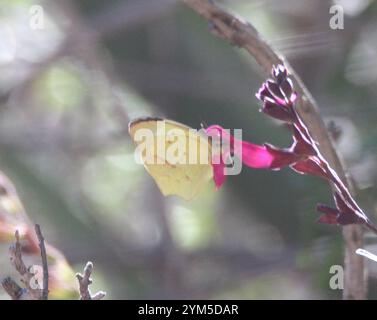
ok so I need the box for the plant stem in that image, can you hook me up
[183,0,366,299]
[35,224,49,300]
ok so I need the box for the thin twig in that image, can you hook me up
[8,231,42,299]
[182,0,366,299]
[35,224,49,300]
[76,261,106,300]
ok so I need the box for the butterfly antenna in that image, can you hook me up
[200,119,208,130]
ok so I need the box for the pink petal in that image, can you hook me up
[212,162,227,189]
[206,125,274,169]
[239,141,274,169]
[206,125,300,172]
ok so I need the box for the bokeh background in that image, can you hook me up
[0,0,377,299]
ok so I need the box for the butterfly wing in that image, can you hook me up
[129,118,213,200]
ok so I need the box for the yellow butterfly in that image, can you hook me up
[129,117,213,200]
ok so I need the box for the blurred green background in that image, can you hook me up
[1,0,377,299]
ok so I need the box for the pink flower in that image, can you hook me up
[205,125,301,188]
[203,63,377,234]
[204,123,327,189]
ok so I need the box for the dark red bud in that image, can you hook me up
[291,159,328,180]
[292,125,316,156]
[261,101,296,122]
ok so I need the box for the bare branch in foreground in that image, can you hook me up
[35,224,49,300]
[2,229,107,300]
[5,230,43,299]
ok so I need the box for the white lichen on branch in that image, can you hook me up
[76,261,106,300]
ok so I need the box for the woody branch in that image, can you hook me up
[183,0,366,299]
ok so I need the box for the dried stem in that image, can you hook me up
[183,0,366,299]
[5,230,43,299]
[35,224,49,300]
[76,261,106,300]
